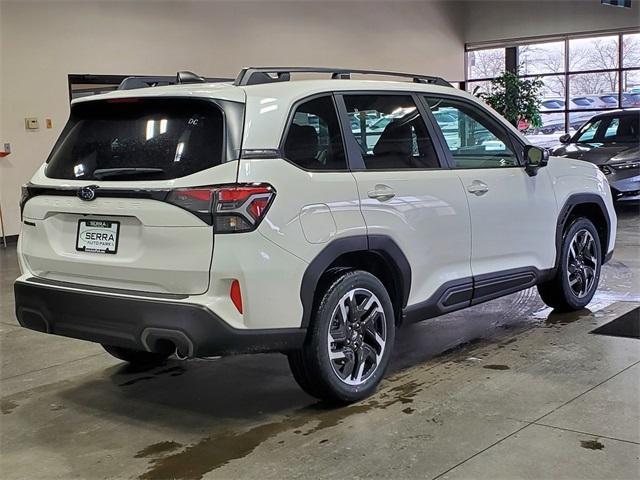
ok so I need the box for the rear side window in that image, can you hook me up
[46,98,227,181]
[283,96,347,170]
[604,115,639,142]
[343,94,441,170]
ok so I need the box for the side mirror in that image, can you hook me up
[524,145,549,176]
[559,133,571,144]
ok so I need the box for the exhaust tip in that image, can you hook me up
[174,348,190,361]
[141,328,194,359]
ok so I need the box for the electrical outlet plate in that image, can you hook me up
[25,117,39,130]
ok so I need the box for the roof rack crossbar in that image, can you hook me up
[234,67,452,87]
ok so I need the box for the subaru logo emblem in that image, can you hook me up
[78,185,98,201]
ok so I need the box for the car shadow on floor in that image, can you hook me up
[55,290,545,433]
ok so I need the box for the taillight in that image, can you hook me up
[167,184,275,232]
[19,185,32,220]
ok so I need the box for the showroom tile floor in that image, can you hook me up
[1,203,638,480]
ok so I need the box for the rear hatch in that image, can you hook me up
[20,94,244,295]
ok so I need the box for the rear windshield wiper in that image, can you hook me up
[93,167,165,179]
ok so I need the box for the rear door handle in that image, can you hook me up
[467,180,489,196]
[367,184,396,202]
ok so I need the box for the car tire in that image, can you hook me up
[537,217,602,312]
[102,344,170,365]
[288,270,395,403]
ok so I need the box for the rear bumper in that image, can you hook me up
[14,280,306,357]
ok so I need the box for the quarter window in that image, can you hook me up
[424,97,519,169]
[343,95,441,170]
[283,96,347,170]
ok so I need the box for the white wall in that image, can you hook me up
[0,0,465,236]
[464,0,639,45]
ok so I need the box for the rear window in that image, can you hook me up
[46,98,227,181]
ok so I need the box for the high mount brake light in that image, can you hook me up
[167,184,275,232]
[106,98,141,104]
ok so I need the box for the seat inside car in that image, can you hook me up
[284,124,319,168]
[369,121,414,169]
[368,120,440,169]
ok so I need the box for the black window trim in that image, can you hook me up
[419,93,527,170]
[333,90,452,172]
[277,92,351,173]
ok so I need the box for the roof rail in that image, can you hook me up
[234,67,452,87]
[117,71,233,90]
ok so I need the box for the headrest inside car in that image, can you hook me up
[285,124,319,163]
[373,121,413,157]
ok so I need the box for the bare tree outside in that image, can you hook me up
[467,33,640,147]
[467,48,505,80]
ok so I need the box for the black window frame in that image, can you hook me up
[334,90,451,171]
[420,94,526,169]
[278,93,350,173]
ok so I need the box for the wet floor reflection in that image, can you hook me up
[1,203,637,480]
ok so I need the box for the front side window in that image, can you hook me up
[576,115,639,144]
[424,96,519,169]
[283,96,346,170]
[46,98,227,181]
[342,95,441,170]
[574,119,602,143]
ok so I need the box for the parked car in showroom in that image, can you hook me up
[15,67,617,403]
[553,109,640,202]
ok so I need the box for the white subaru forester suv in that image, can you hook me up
[15,68,617,403]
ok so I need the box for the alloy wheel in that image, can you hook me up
[567,229,598,299]
[327,288,387,386]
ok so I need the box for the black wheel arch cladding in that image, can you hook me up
[555,193,612,265]
[299,235,411,328]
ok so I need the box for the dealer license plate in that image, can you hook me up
[76,219,120,254]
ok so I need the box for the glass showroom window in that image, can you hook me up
[519,41,565,76]
[466,80,493,96]
[467,48,505,82]
[623,33,640,69]
[517,42,570,146]
[569,35,619,71]
[466,31,640,148]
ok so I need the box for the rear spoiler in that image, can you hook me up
[118,71,233,91]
